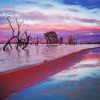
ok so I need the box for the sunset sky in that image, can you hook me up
[0,0,100,42]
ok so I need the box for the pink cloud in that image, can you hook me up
[0,23,100,34]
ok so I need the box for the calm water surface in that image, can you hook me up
[5,45,100,100]
[0,44,99,73]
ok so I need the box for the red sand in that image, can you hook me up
[0,47,98,99]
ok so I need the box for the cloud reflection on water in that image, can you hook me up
[51,48,100,81]
[5,47,100,100]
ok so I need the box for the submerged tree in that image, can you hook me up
[68,34,79,45]
[3,18,32,50]
[44,31,59,44]
[33,35,42,45]
[59,37,63,44]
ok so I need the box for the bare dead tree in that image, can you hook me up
[3,18,32,51]
[7,18,15,37]
[3,18,17,50]
[15,18,24,49]
[22,31,31,49]
[33,35,42,45]
[68,34,79,45]
[15,18,23,36]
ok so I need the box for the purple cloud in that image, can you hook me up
[0,17,8,24]
[74,17,100,24]
[23,0,54,8]
[68,8,80,12]
[22,11,48,20]
[20,11,67,22]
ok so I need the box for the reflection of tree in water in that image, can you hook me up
[16,50,22,64]
[5,49,12,56]
[34,45,40,55]
[42,45,59,59]
[16,49,30,65]
[24,49,30,63]
[24,49,29,57]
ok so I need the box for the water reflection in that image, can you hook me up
[42,45,59,59]
[5,47,100,100]
[0,44,99,73]
[52,48,100,81]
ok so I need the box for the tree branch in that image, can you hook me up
[7,18,15,37]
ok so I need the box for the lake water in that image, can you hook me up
[0,44,99,73]
[5,45,100,100]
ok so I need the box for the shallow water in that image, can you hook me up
[5,46,100,100]
[0,44,99,73]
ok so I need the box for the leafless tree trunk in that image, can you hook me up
[33,36,42,45]
[22,31,31,49]
[3,18,32,51]
[3,18,16,50]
